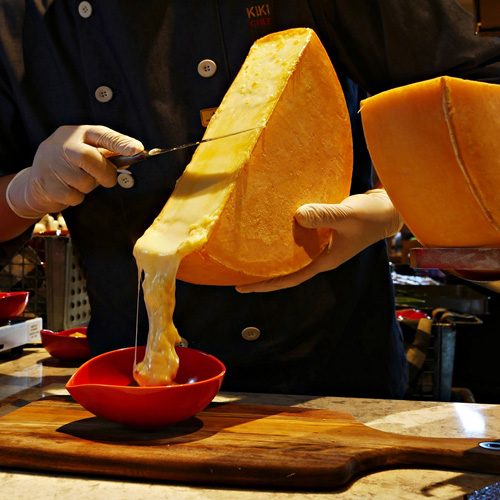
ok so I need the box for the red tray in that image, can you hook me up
[410,248,500,281]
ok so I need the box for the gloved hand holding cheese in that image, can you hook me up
[133,28,353,387]
[6,125,143,219]
[237,189,403,293]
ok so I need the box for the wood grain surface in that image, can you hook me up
[1,397,500,489]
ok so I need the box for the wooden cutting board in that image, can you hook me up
[1,397,500,489]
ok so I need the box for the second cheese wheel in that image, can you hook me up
[360,76,500,248]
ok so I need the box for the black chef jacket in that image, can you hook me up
[1,1,500,398]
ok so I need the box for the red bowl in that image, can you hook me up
[396,308,430,321]
[66,346,226,429]
[0,291,30,321]
[41,327,91,360]
[34,229,69,236]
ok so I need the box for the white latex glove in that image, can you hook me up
[236,189,403,293]
[6,125,143,219]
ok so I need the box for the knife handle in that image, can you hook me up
[108,151,151,168]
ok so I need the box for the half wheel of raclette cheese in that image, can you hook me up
[360,76,500,248]
[135,28,353,285]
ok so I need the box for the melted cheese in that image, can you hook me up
[132,28,352,386]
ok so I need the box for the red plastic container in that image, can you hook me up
[396,308,430,321]
[41,327,91,361]
[66,346,226,429]
[0,291,30,321]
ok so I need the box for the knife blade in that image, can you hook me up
[109,127,261,168]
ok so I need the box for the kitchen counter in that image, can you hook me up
[1,346,500,500]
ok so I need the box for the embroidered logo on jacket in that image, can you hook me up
[246,4,271,27]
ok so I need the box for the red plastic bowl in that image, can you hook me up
[0,291,30,321]
[396,308,430,321]
[41,327,91,361]
[66,346,226,429]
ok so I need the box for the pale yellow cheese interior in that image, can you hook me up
[133,29,324,387]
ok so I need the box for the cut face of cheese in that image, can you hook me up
[132,28,352,387]
[138,28,353,286]
[360,76,500,248]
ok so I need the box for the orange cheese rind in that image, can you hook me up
[360,76,500,248]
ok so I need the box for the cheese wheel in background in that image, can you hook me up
[360,76,500,248]
[135,28,353,286]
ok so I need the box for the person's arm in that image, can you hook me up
[0,173,37,243]
[1,124,143,242]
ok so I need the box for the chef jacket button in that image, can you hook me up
[197,59,217,78]
[241,327,261,341]
[95,85,113,103]
[78,1,93,18]
[177,337,189,348]
[117,170,135,189]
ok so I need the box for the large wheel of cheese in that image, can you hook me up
[361,76,500,249]
[175,29,353,285]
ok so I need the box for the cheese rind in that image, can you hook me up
[360,76,500,248]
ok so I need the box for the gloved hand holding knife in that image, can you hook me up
[6,125,144,220]
[6,124,262,220]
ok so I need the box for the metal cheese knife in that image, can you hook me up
[109,127,261,168]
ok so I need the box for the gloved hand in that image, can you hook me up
[6,125,143,219]
[236,189,403,293]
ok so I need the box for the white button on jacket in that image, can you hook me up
[78,1,92,18]
[197,59,217,78]
[177,337,189,348]
[117,171,135,189]
[241,327,261,341]
[95,85,113,103]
